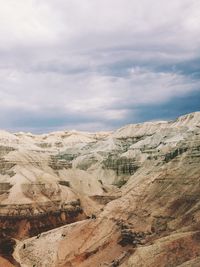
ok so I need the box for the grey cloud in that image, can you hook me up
[0,0,200,132]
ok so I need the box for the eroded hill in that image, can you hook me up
[0,112,200,266]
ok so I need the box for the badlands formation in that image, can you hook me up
[0,112,200,266]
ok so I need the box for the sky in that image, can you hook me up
[0,0,200,133]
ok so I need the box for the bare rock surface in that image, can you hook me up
[0,112,199,266]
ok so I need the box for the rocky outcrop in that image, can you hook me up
[0,111,200,266]
[0,183,12,195]
[0,201,84,238]
[103,156,139,176]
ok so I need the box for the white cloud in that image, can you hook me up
[0,0,200,132]
[0,67,199,115]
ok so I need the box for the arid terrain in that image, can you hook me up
[0,112,200,267]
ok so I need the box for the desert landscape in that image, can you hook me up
[1,0,200,266]
[0,111,200,267]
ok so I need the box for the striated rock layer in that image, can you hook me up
[0,112,200,266]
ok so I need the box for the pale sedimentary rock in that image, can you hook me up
[0,112,199,266]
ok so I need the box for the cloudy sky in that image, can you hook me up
[0,0,200,133]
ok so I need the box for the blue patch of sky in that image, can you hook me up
[132,90,200,123]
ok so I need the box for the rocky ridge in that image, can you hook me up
[0,111,199,266]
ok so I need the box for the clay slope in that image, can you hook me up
[0,130,111,264]
[5,112,200,267]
